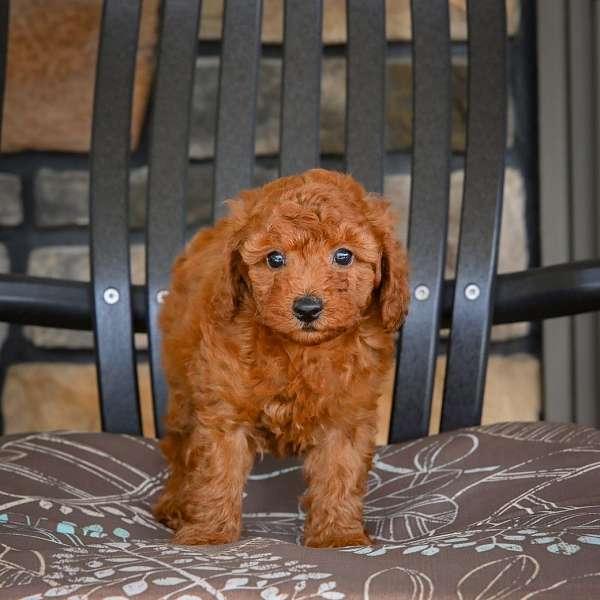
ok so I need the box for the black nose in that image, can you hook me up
[293,295,323,323]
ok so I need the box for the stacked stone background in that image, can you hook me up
[1,0,161,153]
[0,0,537,443]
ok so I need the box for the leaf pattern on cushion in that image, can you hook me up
[0,423,598,598]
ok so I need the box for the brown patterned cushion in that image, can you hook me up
[1,422,599,598]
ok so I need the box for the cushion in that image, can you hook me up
[1,422,599,598]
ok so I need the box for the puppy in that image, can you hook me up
[154,169,410,548]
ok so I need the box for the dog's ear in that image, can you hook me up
[209,199,249,321]
[368,197,410,332]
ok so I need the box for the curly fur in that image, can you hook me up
[154,169,410,548]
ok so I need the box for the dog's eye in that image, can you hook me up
[333,248,353,266]
[267,251,286,269]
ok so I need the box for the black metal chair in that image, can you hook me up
[1,1,600,597]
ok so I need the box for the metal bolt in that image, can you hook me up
[156,289,169,304]
[414,284,430,301]
[103,287,120,305]
[464,283,481,301]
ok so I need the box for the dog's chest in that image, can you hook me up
[249,345,351,454]
[256,396,320,455]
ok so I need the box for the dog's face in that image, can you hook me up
[214,170,410,344]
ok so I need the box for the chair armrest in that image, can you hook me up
[0,273,146,331]
[2,259,600,331]
[441,259,600,327]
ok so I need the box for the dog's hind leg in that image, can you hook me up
[154,430,187,531]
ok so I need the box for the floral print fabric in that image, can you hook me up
[0,422,599,599]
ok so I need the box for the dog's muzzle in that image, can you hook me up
[293,295,323,323]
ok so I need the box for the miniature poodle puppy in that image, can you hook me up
[154,169,410,548]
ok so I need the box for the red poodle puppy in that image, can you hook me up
[154,169,410,548]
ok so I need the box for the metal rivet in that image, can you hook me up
[464,283,481,301]
[414,284,430,301]
[103,287,120,305]
[156,289,169,304]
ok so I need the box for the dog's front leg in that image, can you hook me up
[302,424,374,548]
[170,426,254,546]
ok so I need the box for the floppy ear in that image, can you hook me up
[209,199,249,321]
[368,198,410,332]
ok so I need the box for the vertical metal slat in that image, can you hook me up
[346,0,385,193]
[90,0,142,435]
[146,0,202,438]
[213,0,262,220]
[440,0,507,432]
[389,0,451,443]
[279,0,322,177]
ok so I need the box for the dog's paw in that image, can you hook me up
[153,500,182,531]
[157,513,181,531]
[304,529,373,548]
[172,523,240,546]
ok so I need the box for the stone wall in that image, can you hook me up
[0,0,538,441]
[198,0,521,43]
[1,0,160,152]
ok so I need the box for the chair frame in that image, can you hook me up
[0,0,599,442]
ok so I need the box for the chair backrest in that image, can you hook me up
[391,1,507,440]
[0,0,507,441]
